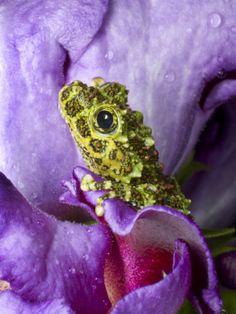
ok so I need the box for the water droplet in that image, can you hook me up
[39,244,44,249]
[231,26,236,33]
[24,217,31,224]
[69,267,76,274]
[66,230,72,236]
[105,50,114,61]
[209,13,222,28]
[18,181,25,189]
[164,71,175,83]
[31,192,38,200]
[217,56,224,64]
[33,268,38,273]
[217,69,226,79]
[102,299,109,306]
[31,152,37,158]
[55,259,60,265]
[83,254,89,261]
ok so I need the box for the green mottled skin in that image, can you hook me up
[59,80,190,215]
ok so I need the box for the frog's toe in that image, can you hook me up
[80,174,95,191]
[95,204,105,217]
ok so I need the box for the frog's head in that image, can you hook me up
[59,80,157,183]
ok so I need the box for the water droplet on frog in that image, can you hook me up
[209,13,222,28]
[164,71,175,82]
[105,50,114,61]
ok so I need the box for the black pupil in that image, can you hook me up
[97,110,113,129]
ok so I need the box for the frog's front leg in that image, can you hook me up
[81,174,114,192]
[80,174,142,217]
[80,174,128,216]
[80,174,155,216]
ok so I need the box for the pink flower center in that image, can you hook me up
[104,235,173,306]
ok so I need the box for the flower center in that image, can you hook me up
[104,235,173,307]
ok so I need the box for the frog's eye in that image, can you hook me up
[97,110,113,129]
[92,107,118,135]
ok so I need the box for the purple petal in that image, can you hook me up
[111,240,191,314]
[0,172,111,313]
[184,102,236,227]
[0,0,108,213]
[216,251,236,289]
[0,291,74,314]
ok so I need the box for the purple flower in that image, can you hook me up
[0,168,222,313]
[1,1,236,228]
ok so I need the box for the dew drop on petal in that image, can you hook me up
[217,69,226,79]
[69,267,76,274]
[164,71,175,83]
[55,259,60,265]
[105,50,114,61]
[209,13,222,28]
[231,26,236,33]
[83,254,89,261]
[217,56,224,64]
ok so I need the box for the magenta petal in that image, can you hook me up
[111,240,191,314]
[0,172,111,313]
[0,291,74,314]
[102,200,222,313]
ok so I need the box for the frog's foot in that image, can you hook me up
[95,192,117,217]
[80,174,116,217]
[80,174,113,191]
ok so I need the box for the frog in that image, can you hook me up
[59,77,191,217]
